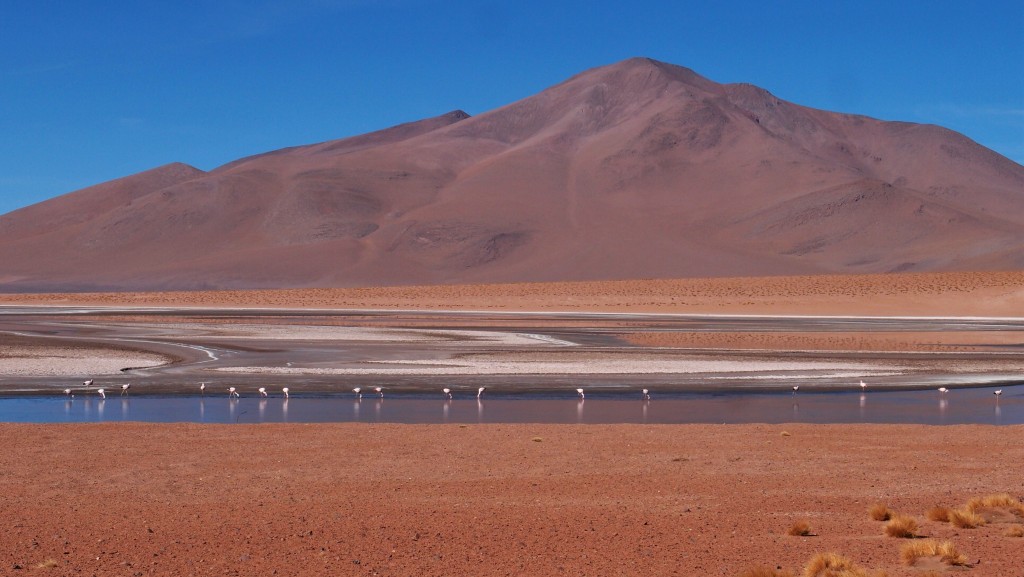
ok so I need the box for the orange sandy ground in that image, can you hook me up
[1,423,1022,577]
[2,271,1024,317]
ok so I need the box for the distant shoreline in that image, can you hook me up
[2,270,1024,317]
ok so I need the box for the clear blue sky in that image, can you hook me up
[1,0,1021,215]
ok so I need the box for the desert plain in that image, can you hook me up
[1,271,1023,576]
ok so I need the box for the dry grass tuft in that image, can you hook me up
[1004,524,1024,537]
[780,431,792,437]
[965,493,1024,516]
[868,503,891,521]
[802,552,874,577]
[884,514,918,538]
[900,539,968,567]
[530,437,543,443]
[738,567,795,577]
[949,508,986,529]
[34,559,59,569]
[925,505,950,522]
[788,519,813,536]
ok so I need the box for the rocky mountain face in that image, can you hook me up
[2,57,1022,291]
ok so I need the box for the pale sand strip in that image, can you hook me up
[123,323,575,346]
[0,347,167,376]
[216,357,904,376]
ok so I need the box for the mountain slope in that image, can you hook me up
[1,57,1022,291]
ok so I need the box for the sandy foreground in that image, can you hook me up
[0,423,1021,577]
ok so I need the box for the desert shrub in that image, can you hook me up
[802,552,874,577]
[1004,524,1024,537]
[899,539,967,566]
[948,508,986,529]
[868,503,890,521]
[965,493,1024,517]
[788,519,813,536]
[884,514,918,538]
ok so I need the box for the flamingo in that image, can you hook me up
[994,389,1003,397]
[792,385,800,394]
[374,386,383,398]
[477,387,485,399]
[353,387,362,399]
[84,379,94,387]
[860,380,867,392]
[97,388,106,399]
[258,387,267,398]
[200,382,206,396]
[282,387,289,399]
[228,386,239,399]
[63,388,73,398]
[642,388,650,400]
[938,387,949,394]
[576,388,585,399]
[121,383,131,396]
[443,387,452,399]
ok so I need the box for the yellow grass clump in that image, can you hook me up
[802,552,882,577]
[948,508,986,529]
[899,539,968,567]
[884,514,918,538]
[965,493,1024,516]
[925,505,950,522]
[1004,524,1024,537]
[868,503,890,521]
[788,519,813,536]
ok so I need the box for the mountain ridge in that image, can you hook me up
[1,57,1021,292]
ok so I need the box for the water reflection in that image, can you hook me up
[4,386,1022,425]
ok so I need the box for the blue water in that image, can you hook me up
[0,386,1019,424]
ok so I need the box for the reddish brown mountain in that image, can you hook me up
[1,58,1022,291]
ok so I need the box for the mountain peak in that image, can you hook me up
[1,59,1022,291]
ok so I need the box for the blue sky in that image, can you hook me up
[1,0,1021,215]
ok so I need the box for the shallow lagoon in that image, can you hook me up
[1,385,1018,425]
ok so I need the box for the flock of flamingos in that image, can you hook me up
[61,379,1003,400]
